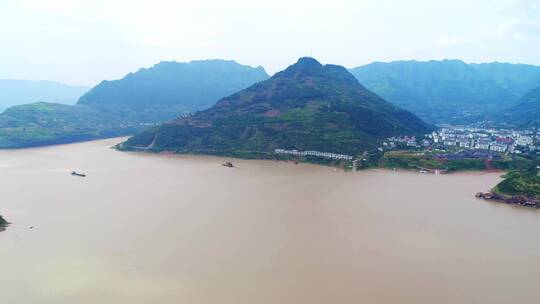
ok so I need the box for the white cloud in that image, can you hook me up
[1,0,539,85]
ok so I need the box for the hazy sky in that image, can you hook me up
[1,0,539,86]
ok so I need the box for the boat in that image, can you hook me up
[71,171,86,177]
[222,162,234,168]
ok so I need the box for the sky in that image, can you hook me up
[1,0,539,86]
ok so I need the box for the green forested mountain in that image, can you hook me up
[0,80,88,112]
[500,86,540,128]
[471,62,540,99]
[120,57,432,157]
[0,102,139,148]
[0,60,268,148]
[350,60,540,123]
[79,60,269,121]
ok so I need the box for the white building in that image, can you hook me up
[490,143,507,152]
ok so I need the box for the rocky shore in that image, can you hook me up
[476,192,540,208]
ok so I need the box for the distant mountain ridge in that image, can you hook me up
[471,62,540,98]
[0,79,89,112]
[0,102,137,148]
[0,60,269,148]
[78,59,269,122]
[120,57,432,157]
[350,60,540,123]
[500,86,540,128]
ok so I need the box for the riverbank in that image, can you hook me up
[475,170,540,209]
[6,137,540,304]
[476,192,540,208]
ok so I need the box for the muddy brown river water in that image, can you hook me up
[0,138,538,303]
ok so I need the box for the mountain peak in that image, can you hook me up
[274,57,358,87]
[277,57,324,78]
[77,59,269,117]
[296,57,322,66]
[121,58,431,157]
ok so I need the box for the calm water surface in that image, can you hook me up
[0,138,539,303]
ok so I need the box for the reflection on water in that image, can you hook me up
[0,138,538,304]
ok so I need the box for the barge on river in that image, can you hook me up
[71,171,86,177]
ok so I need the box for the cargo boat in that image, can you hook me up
[71,171,86,177]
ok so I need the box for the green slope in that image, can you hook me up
[350,60,540,123]
[0,102,139,148]
[471,62,540,98]
[78,60,269,121]
[121,57,432,157]
[495,170,540,197]
[500,86,540,128]
[0,60,269,148]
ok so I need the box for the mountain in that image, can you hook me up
[350,60,540,123]
[500,86,540,128]
[471,62,540,99]
[78,60,269,122]
[0,80,89,112]
[0,60,269,148]
[120,57,432,157]
[0,102,138,148]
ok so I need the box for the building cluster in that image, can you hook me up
[382,127,540,155]
[382,136,419,150]
[275,149,353,160]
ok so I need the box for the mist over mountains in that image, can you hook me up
[1,57,539,150]
[78,60,269,122]
[501,86,540,128]
[350,60,540,123]
[0,60,269,148]
[0,80,89,112]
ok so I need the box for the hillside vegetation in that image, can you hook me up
[495,170,540,197]
[0,60,268,148]
[79,60,269,121]
[0,102,139,148]
[350,60,540,123]
[121,57,432,157]
[500,86,540,128]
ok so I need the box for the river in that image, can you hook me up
[0,138,538,303]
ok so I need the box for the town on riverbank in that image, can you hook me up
[274,125,540,171]
[383,125,539,156]
[272,125,540,208]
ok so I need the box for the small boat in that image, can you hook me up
[71,171,86,177]
[222,162,234,168]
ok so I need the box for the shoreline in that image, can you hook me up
[0,136,131,152]
[3,137,519,206]
[124,148,506,175]
[476,192,540,209]
[0,135,536,303]
[0,136,516,175]
[119,145,506,180]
